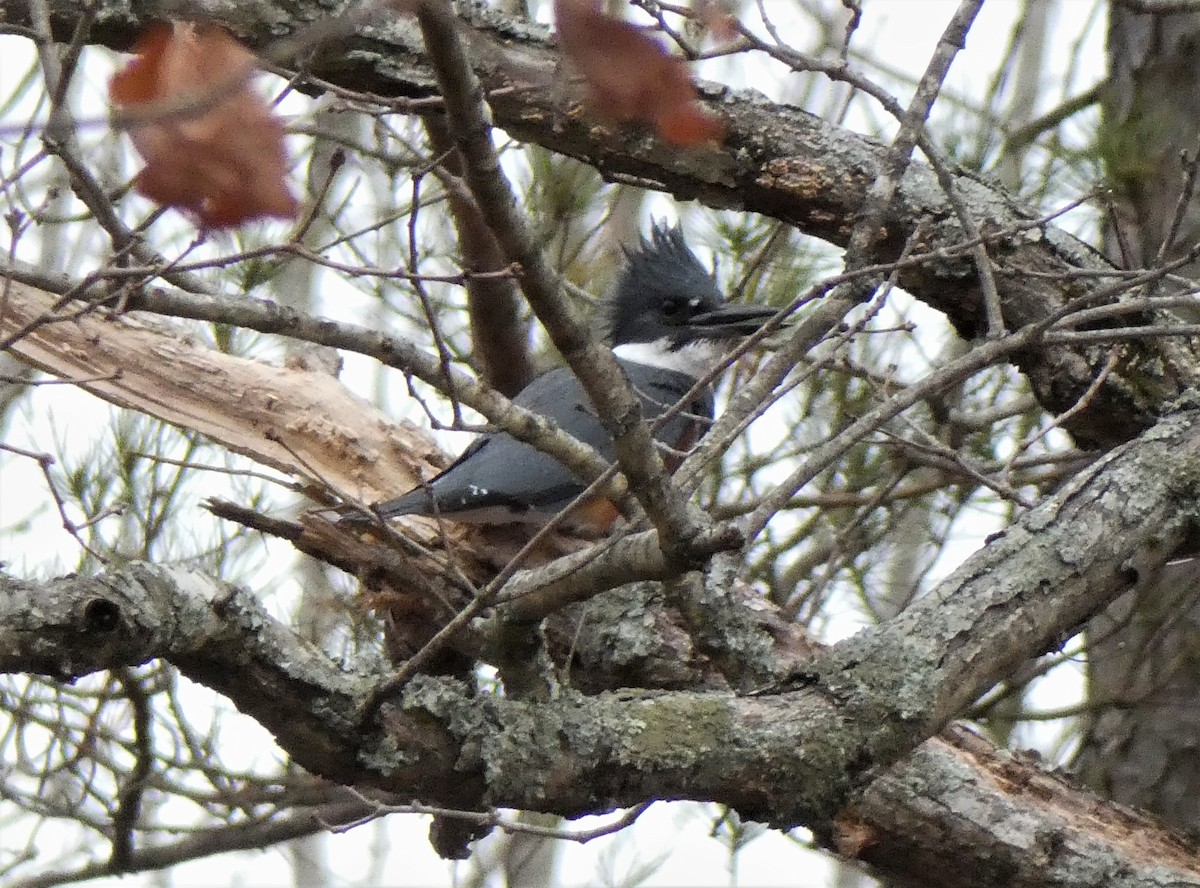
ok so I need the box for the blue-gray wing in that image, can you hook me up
[370,361,713,522]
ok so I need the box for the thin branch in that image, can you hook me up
[414,0,713,562]
[0,441,113,560]
[9,799,380,888]
[692,0,987,509]
[108,667,154,871]
[328,790,653,843]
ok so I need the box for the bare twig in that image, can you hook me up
[415,0,713,562]
[109,667,154,871]
[0,441,114,560]
[326,789,653,843]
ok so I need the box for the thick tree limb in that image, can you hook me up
[9,0,1200,445]
[0,274,630,509]
[5,409,1200,886]
[850,726,1200,888]
[0,280,438,504]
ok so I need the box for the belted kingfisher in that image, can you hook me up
[348,224,774,532]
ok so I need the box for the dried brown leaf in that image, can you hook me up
[553,0,725,146]
[109,21,298,228]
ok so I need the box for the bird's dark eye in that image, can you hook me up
[661,298,686,318]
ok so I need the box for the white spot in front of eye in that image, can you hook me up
[688,297,701,308]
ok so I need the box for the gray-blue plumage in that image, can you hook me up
[371,360,712,524]
[350,223,773,528]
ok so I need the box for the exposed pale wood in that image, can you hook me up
[1,281,441,504]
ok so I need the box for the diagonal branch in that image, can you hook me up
[10,797,382,888]
[11,0,1193,446]
[414,0,712,562]
[0,272,628,507]
[422,114,533,397]
[5,409,1200,888]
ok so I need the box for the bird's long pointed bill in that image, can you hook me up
[687,304,778,339]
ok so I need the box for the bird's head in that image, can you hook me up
[601,223,775,376]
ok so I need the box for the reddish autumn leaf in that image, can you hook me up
[109,21,297,228]
[553,0,725,147]
[693,0,739,44]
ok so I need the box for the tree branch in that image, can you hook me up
[0,273,629,508]
[422,113,534,397]
[11,797,381,888]
[6,408,1200,885]
[414,0,714,561]
[8,0,1197,446]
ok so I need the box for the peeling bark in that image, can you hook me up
[0,279,439,505]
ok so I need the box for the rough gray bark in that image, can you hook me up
[851,727,1200,888]
[6,409,1200,886]
[6,0,1200,448]
[1076,1,1200,834]
[6,0,1200,883]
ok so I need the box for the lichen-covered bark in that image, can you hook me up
[1077,2,1200,835]
[5,0,1199,446]
[6,409,1200,885]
